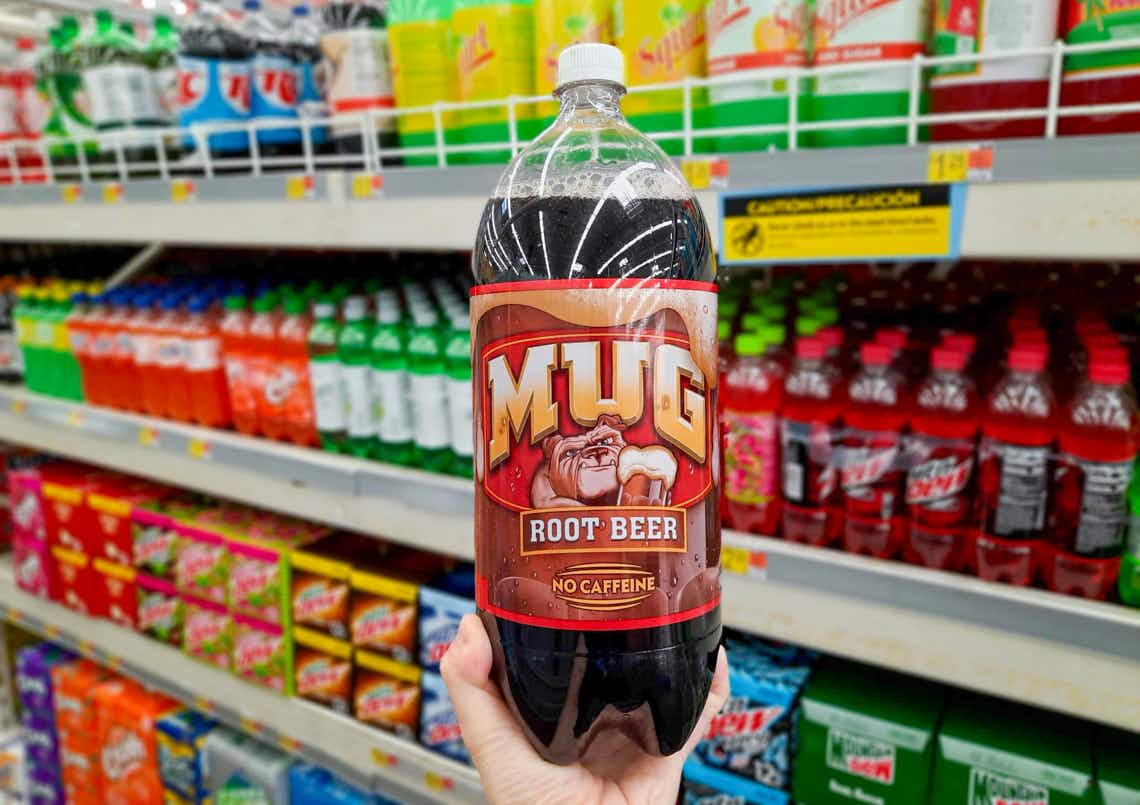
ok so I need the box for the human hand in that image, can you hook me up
[440,614,729,805]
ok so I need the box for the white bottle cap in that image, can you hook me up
[556,43,625,90]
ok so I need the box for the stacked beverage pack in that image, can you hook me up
[15,643,71,805]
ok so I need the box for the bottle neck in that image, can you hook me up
[555,82,625,121]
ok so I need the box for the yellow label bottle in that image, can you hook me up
[534,0,613,122]
[389,0,459,165]
[615,0,708,155]
[452,0,536,163]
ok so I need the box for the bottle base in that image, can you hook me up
[974,534,1039,586]
[841,514,904,559]
[901,526,968,572]
[782,503,841,547]
[1041,547,1119,600]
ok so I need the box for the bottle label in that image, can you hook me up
[177,56,251,151]
[319,29,395,133]
[389,20,457,134]
[310,359,346,433]
[931,0,1058,85]
[85,64,160,128]
[1063,0,1140,79]
[980,439,1049,538]
[452,4,535,124]
[224,356,258,414]
[372,368,413,443]
[724,409,779,504]
[133,332,157,366]
[811,0,926,96]
[409,373,450,450]
[826,727,895,785]
[967,768,1048,805]
[781,419,837,506]
[904,434,975,516]
[155,66,179,123]
[448,376,474,458]
[707,0,809,103]
[250,53,299,120]
[617,0,707,116]
[471,278,720,629]
[154,336,184,368]
[1054,455,1134,556]
[185,337,220,371]
[342,364,376,439]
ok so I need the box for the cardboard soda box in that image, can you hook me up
[92,558,137,630]
[289,764,374,805]
[182,596,233,671]
[352,649,421,741]
[290,534,373,640]
[9,464,46,542]
[201,728,290,805]
[293,626,353,715]
[793,659,943,805]
[14,534,53,598]
[50,546,101,617]
[227,532,316,626]
[349,554,433,664]
[155,709,216,802]
[137,575,184,646]
[86,480,169,566]
[132,506,182,582]
[51,660,109,739]
[94,679,178,805]
[1097,726,1140,805]
[420,671,470,765]
[930,693,1096,805]
[15,643,73,714]
[22,711,61,778]
[684,763,790,804]
[40,464,101,554]
[232,615,292,695]
[174,522,229,606]
[418,564,475,671]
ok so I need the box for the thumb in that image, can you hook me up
[439,615,546,786]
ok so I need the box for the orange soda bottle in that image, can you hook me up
[220,294,260,436]
[248,292,283,440]
[276,293,318,446]
[185,294,232,428]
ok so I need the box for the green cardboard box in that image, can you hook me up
[1097,727,1140,805]
[793,659,944,804]
[931,694,1096,805]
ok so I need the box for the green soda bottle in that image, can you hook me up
[146,15,179,128]
[443,316,473,477]
[51,18,97,161]
[308,296,348,453]
[389,0,459,166]
[12,288,39,392]
[406,307,453,472]
[338,295,376,458]
[370,295,415,464]
[1121,460,1140,607]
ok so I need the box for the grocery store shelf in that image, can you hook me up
[4,385,1140,731]
[0,386,474,559]
[2,137,1140,258]
[722,532,1140,732]
[0,556,483,804]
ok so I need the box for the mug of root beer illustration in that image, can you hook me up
[529,414,679,509]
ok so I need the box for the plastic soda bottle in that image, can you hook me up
[1120,461,1140,606]
[369,295,414,464]
[184,294,232,428]
[781,336,843,545]
[308,295,347,452]
[338,294,376,457]
[154,295,191,421]
[220,294,260,435]
[976,345,1055,585]
[443,316,473,477]
[722,331,784,535]
[1060,0,1140,136]
[248,292,282,438]
[289,5,328,149]
[108,290,143,411]
[534,0,612,128]
[178,0,253,155]
[243,0,301,154]
[406,307,452,472]
[272,294,317,446]
[131,291,162,416]
[1045,357,1138,599]
[903,346,979,571]
[146,15,181,128]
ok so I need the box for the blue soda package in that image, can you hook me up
[683,757,790,805]
[288,764,372,805]
[156,709,216,800]
[420,671,469,765]
[689,635,812,792]
[418,566,474,670]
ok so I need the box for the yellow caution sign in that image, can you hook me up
[721,184,965,264]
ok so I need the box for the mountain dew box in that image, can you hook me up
[452,0,536,163]
[931,693,1096,805]
[805,0,929,147]
[388,0,461,166]
[793,658,943,805]
[534,0,613,125]
[1120,460,1140,606]
[1097,727,1140,804]
[705,0,809,152]
[688,635,812,795]
[617,0,709,155]
[1061,0,1140,136]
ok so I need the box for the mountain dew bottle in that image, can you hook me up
[370,296,415,464]
[804,0,929,147]
[533,0,612,129]
[452,0,536,163]
[13,288,43,393]
[389,0,460,166]
[1121,460,1140,607]
[706,0,808,152]
[616,0,708,156]
[407,308,453,472]
[443,318,473,477]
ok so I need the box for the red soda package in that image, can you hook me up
[1045,358,1139,599]
[42,466,99,554]
[93,558,138,630]
[9,466,45,542]
[781,338,843,546]
[87,480,169,567]
[51,546,102,617]
[840,342,907,559]
[976,346,1055,585]
[903,347,980,571]
[13,534,52,598]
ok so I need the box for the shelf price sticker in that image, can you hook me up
[6,607,22,625]
[352,173,384,199]
[77,640,95,657]
[721,183,967,265]
[10,399,25,416]
[239,717,263,735]
[170,179,196,203]
[278,736,301,753]
[371,749,398,768]
[66,410,83,429]
[102,182,123,204]
[927,143,994,183]
[187,438,211,460]
[285,174,315,200]
[424,772,454,792]
[138,426,160,448]
[681,157,728,191]
[722,546,767,579]
[193,695,215,714]
[44,624,61,640]
[60,183,82,204]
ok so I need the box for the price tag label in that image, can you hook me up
[928,144,994,183]
[10,399,25,415]
[239,717,263,735]
[285,174,314,200]
[424,772,454,792]
[278,736,301,753]
[66,410,83,429]
[60,184,81,204]
[44,625,61,639]
[7,608,22,624]
[138,426,159,447]
[107,656,123,672]
[371,749,398,768]
[722,546,767,579]
[352,173,384,198]
[170,179,196,203]
[193,696,215,714]
[187,438,211,460]
[77,640,94,657]
[102,182,123,204]
[681,157,728,191]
